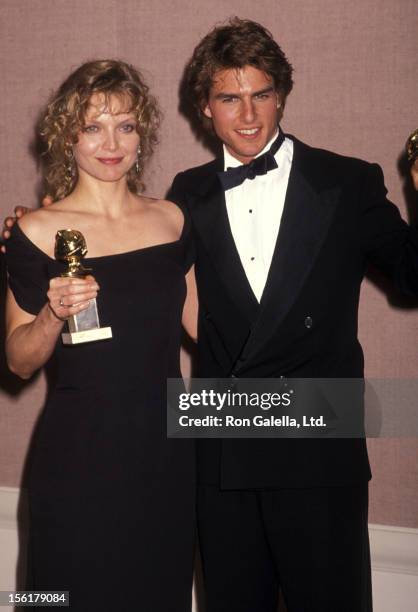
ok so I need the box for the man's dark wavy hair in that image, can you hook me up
[185,17,293,131]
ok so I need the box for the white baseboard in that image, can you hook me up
[1,488,417,611]
[369,522,418,575]
[0,487,19,532]
[369,522,418,611]
[0,487,20,612]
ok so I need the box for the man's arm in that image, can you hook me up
[360,162,418,295]
[166,172,187,209]
[168,173,198,339]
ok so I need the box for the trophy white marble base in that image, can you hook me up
[62,327,113,345]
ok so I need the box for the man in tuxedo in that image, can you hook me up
[167,17,418,612]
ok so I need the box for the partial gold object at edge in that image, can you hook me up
[406,128,418,162]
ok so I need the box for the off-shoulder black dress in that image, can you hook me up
[6,219,195,611]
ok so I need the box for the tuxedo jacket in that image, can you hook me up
[169,136,418,489]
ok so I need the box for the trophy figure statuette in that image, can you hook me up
[406,128,418,163]
[55,229,112,345]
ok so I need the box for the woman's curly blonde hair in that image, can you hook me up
[39,59,160,200]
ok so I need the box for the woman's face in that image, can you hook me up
[73,93,140,184]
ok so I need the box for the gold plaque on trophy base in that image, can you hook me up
[62,327,113,345]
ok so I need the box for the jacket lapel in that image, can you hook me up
[192,162,259,323]
[239,138,341,364]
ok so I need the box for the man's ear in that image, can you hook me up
[202,103,212,119]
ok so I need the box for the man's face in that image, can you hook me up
[203,65,281,164]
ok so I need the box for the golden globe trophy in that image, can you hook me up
[406,128,418,163]
[55,229,112,345]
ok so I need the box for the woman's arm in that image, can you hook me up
[182,265,198,343]
[6,276,99,379]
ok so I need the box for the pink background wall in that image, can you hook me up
[0,0,417,526]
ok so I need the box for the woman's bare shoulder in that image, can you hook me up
[18,208,49,238]
[144,197,185,233]
[18,201,71,247]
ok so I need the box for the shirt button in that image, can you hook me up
[249,209,253,213]
[251,257,255,261]
[304,316,313,329]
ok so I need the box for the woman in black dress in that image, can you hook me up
[5,60,197,611]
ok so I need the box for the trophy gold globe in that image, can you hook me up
[55,229,112,345]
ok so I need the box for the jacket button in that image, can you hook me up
[229,374,238,392]
[204,312,211,320]
[304,316,313,329]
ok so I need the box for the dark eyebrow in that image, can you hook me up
[252,86,275,97]
[214,92,240,100]
[214,86,274,100]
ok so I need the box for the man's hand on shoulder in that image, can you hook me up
[1,196,53,253]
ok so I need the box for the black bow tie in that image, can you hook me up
[218,130,285,191]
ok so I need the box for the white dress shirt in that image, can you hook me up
[224,132,294,302]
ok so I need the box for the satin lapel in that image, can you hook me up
[240,140,341,363]
[192,168,259,322]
